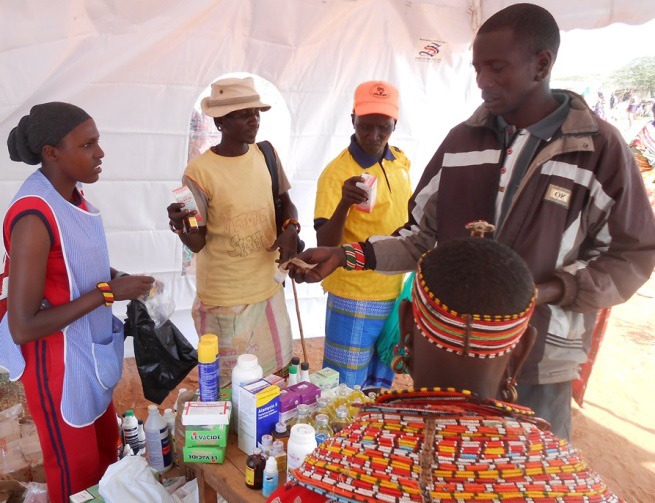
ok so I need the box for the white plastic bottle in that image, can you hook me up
[286,424,317,481]
[144,405,172,473]
[137,419,146,455]
[122,410,140,455]
[262,456,279,497]
[299,362,310,383]
[163,408,176,458]
[231,354,263,432]
[173,388,187,414]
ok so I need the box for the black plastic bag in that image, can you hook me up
[124,300,198,404]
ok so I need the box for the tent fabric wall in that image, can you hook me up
[1,0,654,355]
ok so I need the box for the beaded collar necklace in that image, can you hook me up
[412,256,536,358]
[291,388,619,503]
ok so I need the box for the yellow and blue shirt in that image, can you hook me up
[314,136,411,300]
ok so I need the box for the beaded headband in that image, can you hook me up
[412,254,536,358]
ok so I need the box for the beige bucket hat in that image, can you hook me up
[201,77,271,118]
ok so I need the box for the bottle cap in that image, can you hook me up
[148,404,158,413]
[125,410,135,417]
[315,414,328,425]
[237,353,259,369]
[253,447,262,456]
[290,423,316,443]
[272,440,284,451]
[300,362,309,371]
[291,356,300,366]
[275,422,287,433]
[297,404,309,415]
[265,456,278,471]
[336,405,348,417]
[262,434,273,446]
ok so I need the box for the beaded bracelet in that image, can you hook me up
[96,282,115,307]
[281,218,301,234]
[342,242,365,271]
[169,220,185,235]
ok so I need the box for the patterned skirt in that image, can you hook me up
[323,293,395,389]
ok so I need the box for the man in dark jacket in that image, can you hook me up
[290,3,655,439]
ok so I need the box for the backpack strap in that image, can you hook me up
[257,140,283,231]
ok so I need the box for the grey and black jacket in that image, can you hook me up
[365,91,655,384]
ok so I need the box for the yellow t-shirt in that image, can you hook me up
[183,146,281,306]
[314,145,411,301]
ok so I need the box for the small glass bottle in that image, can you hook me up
[331,383,351,410]
[245,447,266,490]
[314,414,334,445]
[260,434,274,457]
[262,456,279,497]
[330,405,352,434]
[272,421,290,450]
[291,404,313,427]
[348,385,368,405]
[271,439,287,474]
[311,396,335,423]
[299,362,310,383]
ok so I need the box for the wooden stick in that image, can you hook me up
[291,278,309,363]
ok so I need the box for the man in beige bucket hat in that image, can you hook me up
[167,76,300,384]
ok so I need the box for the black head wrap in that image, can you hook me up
[7,102,92,165]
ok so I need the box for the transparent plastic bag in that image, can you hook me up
[139,278,175,329]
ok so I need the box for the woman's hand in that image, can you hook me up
[109,275,155,301]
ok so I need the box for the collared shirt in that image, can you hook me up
[347,134,396,169]
[495,93,570,229]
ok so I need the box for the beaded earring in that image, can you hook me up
[391,333,411,374]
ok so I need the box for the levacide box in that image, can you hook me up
[183,445,225,464]
[278,388,300,425]
[287,382,321,412]
[354,173,378,213]
[181,401,230,426]
[309,367,340,392]
[238,379,280,455]
[185,423,228,448]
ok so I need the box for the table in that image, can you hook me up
[192,432,282,503]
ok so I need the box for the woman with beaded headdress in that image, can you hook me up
[0,102,154,502]
[267,231,622,502]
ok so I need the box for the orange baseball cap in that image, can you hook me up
[353,81,399,120]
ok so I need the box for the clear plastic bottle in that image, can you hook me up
[330,405,352,434]
[299,362,310,383]
[291,404,313,427]
[311,397,335,423]
[163,408,175,458]
[262,456,279,497]
[314,414,334,445]
[144,405,172,473]
[245,447,266,490]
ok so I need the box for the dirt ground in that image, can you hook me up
[2,276,654,501]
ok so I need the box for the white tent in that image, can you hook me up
[2,0,654,354]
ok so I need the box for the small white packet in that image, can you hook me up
[355,173,378,213]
